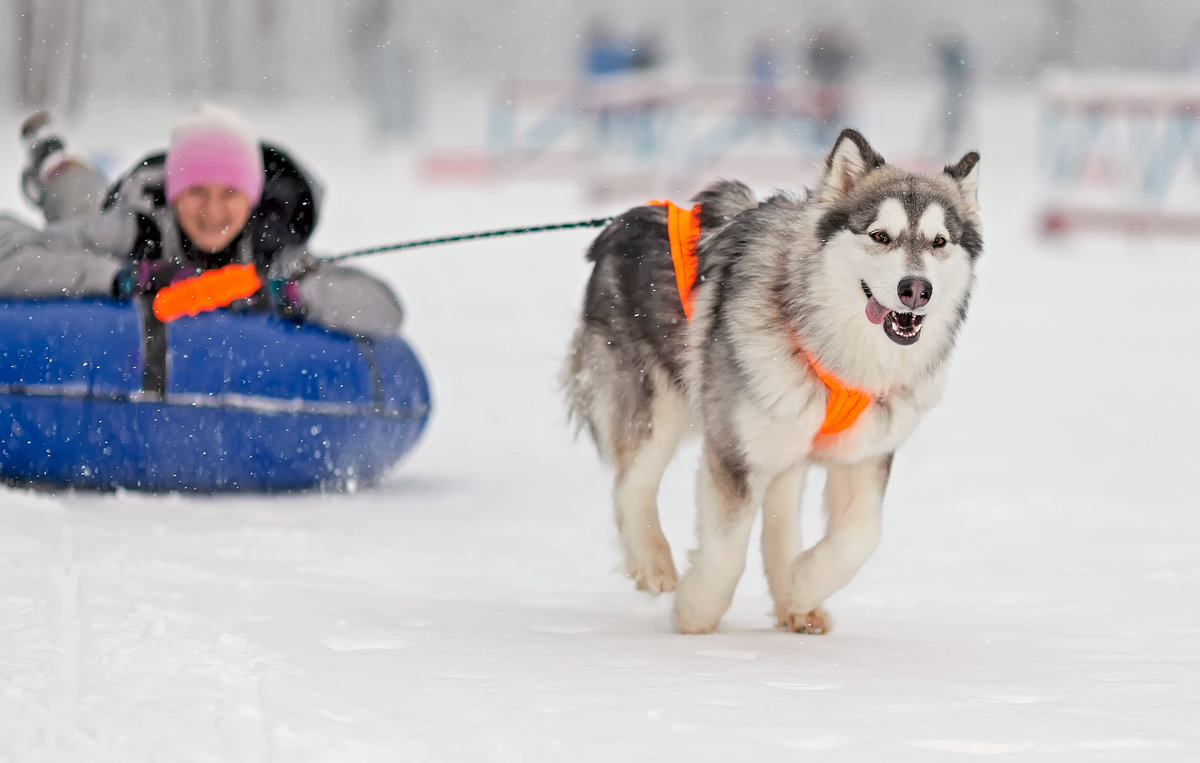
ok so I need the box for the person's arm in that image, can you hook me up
[0,213,126,298]
[0,164,173,300]
[265,247,404,339]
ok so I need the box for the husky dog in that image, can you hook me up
[564,129,981,634]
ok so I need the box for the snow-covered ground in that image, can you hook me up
[2,88,1198,761]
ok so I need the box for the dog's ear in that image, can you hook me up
[816,129,885,203]
[945,151,981,214]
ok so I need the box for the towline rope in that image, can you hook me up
[324,216,616,263]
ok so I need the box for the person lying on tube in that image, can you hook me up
[0,103,402,338]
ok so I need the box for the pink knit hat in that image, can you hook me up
[165,103,263,204]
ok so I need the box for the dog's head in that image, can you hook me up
[801,129,981,380]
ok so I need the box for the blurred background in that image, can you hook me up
[3,6,1199,755]
[7,0,1200,103]
[3,0,1200,231]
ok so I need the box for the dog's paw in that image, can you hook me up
[672,574,724,634]
[781,607,833,635]
[623,539,678,594]
[673,607,719,635]
[630,551,678,594]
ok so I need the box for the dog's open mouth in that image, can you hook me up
[861,281,923,346]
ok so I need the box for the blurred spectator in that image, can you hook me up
[685,36,788,167]
[934,33,972,155]
[805,27,854,146]
[584,20,634,77]
[581,19,669,161]
[629,31,663,72]
[748,37,782,119]
[351,0,420,139]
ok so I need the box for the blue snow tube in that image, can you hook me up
[0,298,431,492]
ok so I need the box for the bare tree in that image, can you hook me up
[254,0,284,97]
[64,0,90,116]
[13,0,34,106]
[207,0,235,94]
[10,0,88,110]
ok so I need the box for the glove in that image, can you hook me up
[265,277,306,321]
[114,164,167,217]
[112,258,185,298]
[85,165,168,257]
[259,245,314,322]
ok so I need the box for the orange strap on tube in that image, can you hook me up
[648,200,701,320]
[151,263,263,323]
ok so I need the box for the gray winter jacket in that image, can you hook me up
[0,144,403,339]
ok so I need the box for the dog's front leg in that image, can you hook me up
[673,446,758,634]
[762,463,808,626]
[783,452,893,633]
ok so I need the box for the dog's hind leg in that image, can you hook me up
[566,328,685,593]
[673,445,759,634]
[613,375,687,593]
[761,464,808,627]
[783,452,894,634]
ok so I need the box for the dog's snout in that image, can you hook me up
[897,276,932,310]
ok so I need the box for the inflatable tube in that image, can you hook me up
[0,298,431,492]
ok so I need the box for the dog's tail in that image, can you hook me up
[692,180,757,230]
[561,326,597,447]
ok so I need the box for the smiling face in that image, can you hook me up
[810,130,982,348]
[842,189,980,347]
[782,129,983,390]
[172,184,253,253]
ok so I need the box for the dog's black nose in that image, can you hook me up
[898,276,932,310]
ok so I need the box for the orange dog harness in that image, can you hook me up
[648,199,702,320]
[648,199,871,436]
[803,352,873,435]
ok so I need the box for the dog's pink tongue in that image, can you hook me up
[865,297,891,325]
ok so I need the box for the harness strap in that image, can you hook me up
[647,198,872,437]
[648,200,701,320]
[803,351,873,435]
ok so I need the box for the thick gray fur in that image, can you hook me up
[563,127,983,634]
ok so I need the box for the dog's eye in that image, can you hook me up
[931,235,948,248]
[869,230,890,245]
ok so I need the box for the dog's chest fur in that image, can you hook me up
[682,256,946,473]
[698,324,942,472]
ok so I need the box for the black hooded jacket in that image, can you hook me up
[102,142,321,272]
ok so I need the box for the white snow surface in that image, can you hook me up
[2,90,1198,761]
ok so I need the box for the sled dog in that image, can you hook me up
[564,129,982,633]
